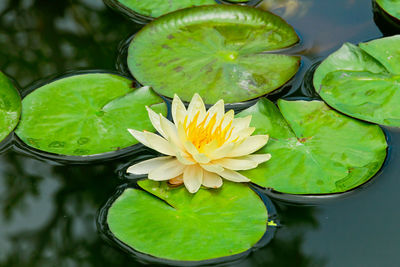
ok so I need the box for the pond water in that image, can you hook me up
[0,0,399,266]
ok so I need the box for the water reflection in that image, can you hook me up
[258,0,314,18]
[259,0,382,58]
[230,203,324,267]
[0,150,136,266]
[0,0,140,88]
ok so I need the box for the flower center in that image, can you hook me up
[184,111,234,150]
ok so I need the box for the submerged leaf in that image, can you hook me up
[106,180,268,261]
[128,5,300,104]
[16,73,167,156]
[239,99,387,194]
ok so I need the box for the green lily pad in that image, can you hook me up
[0,72,21,142]
[128,5,300,104]
[314,35,400,127]
[106,180,268,261]
[239,98,387,195]
[15,73,167,156]
[225,0,251,2]
[115,0,216,18]
[376,0,400,20]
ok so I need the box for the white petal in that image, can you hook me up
[183,141,210,164]
[243,154,272,164]
[193,153,211,164]
[228,127,255,142]
[128,129,175,155]
[159,115,183,149]
[128,129,150,147]
[219,109,235,131]
[187,93,206,123]
[218,169,250,182]
[175,150,196,165]
[146,106,166,138]
[232,115,252,130]
[126,156,173,174]
[177,123,188,145]
[228,135,269,158]
[183,140,199,156]
[143,131,176,156]
[201,140,219,155]
[148,159,185,181]
[172,94,187,125]
[202,171,223,188]
[183,165,203,193]
[206,99,224,123]
[213,157,258,171]
[208,142,235,160]
[200,163,224,173]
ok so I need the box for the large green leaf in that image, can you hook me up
[314,35,400,127]
[16,73,167,156]
[128,5,300,104]
[359,36,400,75]
[0,72,21,142]
[107,180,268,261]
[376,0,400,20]
[313,43,388,92]
[116,0,215,18]
[239,99,387,195]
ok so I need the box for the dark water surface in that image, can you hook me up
[0,0,399,266]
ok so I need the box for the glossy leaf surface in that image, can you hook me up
[117,0,215,18]
[128,5,300,104]
[314,35,400,127]
[0,72,21,142]
[239,99,387,194]
[107,180,268,261]
[16,73,167,156]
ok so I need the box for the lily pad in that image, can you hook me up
[0,72,21,142]
[114,0,215,18]
[376,0,400,20]
[239,98,387,195]
[128,5,300,104]
[314,35,400,127]
[15,73,167,156]
[106,180,268,261]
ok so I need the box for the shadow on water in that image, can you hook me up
[0,0,399,266]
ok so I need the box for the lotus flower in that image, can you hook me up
[127,94,271,193]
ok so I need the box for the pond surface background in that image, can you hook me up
[0,0,399,266]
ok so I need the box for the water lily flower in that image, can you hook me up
[127,94,271,193]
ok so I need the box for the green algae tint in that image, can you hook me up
[116,0,215,18]
[16,73,167,156]
[0,72,21,142]
[128,5,300,104]
[239,99,387,195]
[107,180,268,261]
[314,35,400,127]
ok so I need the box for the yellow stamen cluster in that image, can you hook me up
[184,111,234,150]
